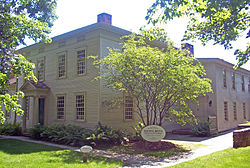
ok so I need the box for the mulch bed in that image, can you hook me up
[130,140,179,151]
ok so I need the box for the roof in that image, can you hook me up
[29,80,50,89]
[198,58,250,74]
[20,22,131,51]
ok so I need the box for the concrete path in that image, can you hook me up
[123,130,234,168]
[0,130,234,168]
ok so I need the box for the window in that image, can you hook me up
[241,75,245,92]
[223,69,227,88]
[76,94,85,120]
[243,103,246,119]
[57,96,65,120]
[25,97,30,120]
[77,49,86,75]
[58,53,66,78]
[232,72,235,90]
[233,102,237,120]
[248,77,250,92]
[124,96,133,120]
[37,58,45,81]
[224,101,228,121]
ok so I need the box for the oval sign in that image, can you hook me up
[80,145,93,153]
[141,125,166,142]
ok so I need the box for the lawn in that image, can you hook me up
[0,139,124,168]
[168,146,250,168]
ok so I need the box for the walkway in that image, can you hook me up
[0,130,234,168]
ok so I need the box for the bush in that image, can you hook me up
[192,120,211,137]
[0,123,22,136]
[87,123,128,146]
[28,124,45,139]
[40,124,92,146]
[131,122,145,141]
[27,123,128,147]
[28,124,92,146]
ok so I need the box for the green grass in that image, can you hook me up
[0,139,124,168]
[168,146,250,168]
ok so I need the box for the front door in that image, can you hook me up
[38,98,45,126]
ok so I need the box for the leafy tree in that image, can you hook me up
[95,31,212,126]
[146,0,250,67]
[0,0,57,123]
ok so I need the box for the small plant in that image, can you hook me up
[131,122,145,141]
[192,119,212,137]
[0,123,22,136]
[27,124,45,139]
[87,122,127,146]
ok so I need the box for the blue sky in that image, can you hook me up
[49,0,250,70]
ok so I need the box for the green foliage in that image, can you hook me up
[87,123,128,146]
[132,122,145,141]
[0,123,22,136]
[192,120,212,137]
[28,124,92,146]
[0,0,57,123]
[94,31,212,126]
[27,123,45,139]
[147,0,250,67]
[28,123,127,147]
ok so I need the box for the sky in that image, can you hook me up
[49,0,250,70]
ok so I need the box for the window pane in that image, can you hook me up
[58,54,66,78]
[76,95,85,120]
[57,96,65,119]
[77,50,86,75]
[124,96,133,120]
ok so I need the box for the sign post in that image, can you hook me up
[80,145,93,163]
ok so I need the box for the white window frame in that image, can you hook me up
[224,101,228,121]
[76,93,85,121]
[243,102,246,120]
[57,52,67,79]
[76,48,86,75]
[124,95,133,121]
[56,95,65,120]
[233,102,237,120]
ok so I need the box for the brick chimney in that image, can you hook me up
[97,13,112,25]
[181,43,194,57]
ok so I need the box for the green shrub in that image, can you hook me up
[28,124,93,146]
[131,122,145,141]
[40,124,92,146]
[87,122,128,146]
[192,120,211,137]
[27,123,127,147]
[0,123,22,136]
[28,124,45,139]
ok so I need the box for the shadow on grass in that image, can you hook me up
[0,139,123,166]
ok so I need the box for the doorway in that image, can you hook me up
[38,98,45,126]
